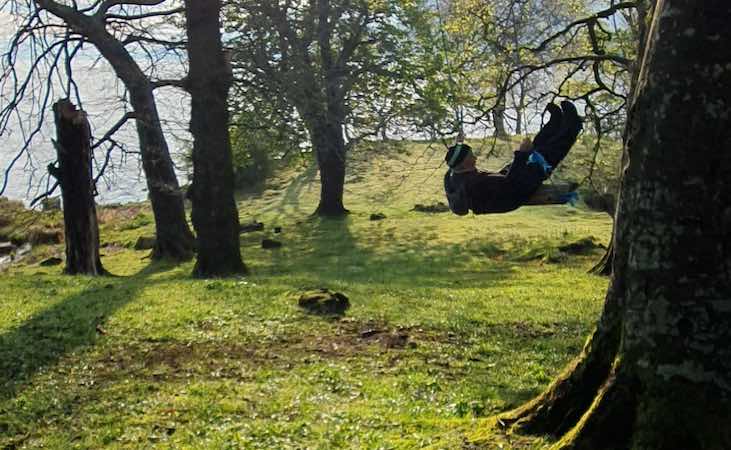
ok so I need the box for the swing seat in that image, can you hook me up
[524,182,579,206]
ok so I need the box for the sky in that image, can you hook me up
[0,6,192,206]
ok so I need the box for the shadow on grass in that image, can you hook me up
[0,260,176,402]
[263,160,319,220]
[261,216,519,290]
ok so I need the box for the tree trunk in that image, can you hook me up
[36,1,195,261]
[515,81,527,135]
[493,96,508,139]
[498,1,731,448]
[51,99,105,276]
[310,0,349,217]
[311,120,348,217]
[184,0,246,278]
[129,85,196,261]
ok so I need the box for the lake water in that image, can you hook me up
[0,8,194,206]
[0,25,192,206]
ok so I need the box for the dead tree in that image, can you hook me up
[1,0,195,261]
[50,99,105,276]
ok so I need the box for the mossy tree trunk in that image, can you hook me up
[499,1,731,448]
[184,0,247,278]
[51,99,105,276]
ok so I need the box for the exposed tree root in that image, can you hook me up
[589,241,613,276]
[552,368,637,450]
[499,319,620,436]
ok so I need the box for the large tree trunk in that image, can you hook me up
[310,119,348,217]
[498,1,731,448]
[36,1,195,261]
[311,0,348,217]
[51,99,105,276]
[129,84,196,261]
[184,0,246,278]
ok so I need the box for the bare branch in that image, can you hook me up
[106,6,184,21]
[150,78,185,89]
[91,111,136,150]
[94,0,165,19]
[521,2,638,55]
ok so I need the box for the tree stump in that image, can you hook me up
[51,99,105,275]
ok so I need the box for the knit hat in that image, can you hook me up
[445,143,472,168]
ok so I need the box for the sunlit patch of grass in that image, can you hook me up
[0,140,613,449]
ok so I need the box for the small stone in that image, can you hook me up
[240,221,264,233]
[383,332,409,349]
[297,288,350,316]
[262,239,282,249]
[134,235,156,250]
[39,257,63,267]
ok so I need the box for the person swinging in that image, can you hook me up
[444,101,582,215]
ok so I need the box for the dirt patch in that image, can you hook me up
[92,320,438,383]
[97,205,147,225]
[412,202,450,213]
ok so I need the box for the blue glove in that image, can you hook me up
[528,150,553,175]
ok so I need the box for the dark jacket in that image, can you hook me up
[444,151,547,215]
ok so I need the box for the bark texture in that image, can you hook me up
[310,119,348,216]
[185,0,247,278]
[499,1,731,448]
[492,96,508,139]
[36,1,195,261]
[51,100,105,276]
[310,0,348,216]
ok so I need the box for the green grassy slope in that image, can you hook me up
[0,140,613,449]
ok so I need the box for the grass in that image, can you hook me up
[0,140,613,449]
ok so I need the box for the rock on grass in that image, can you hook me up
[297,288,350,316]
